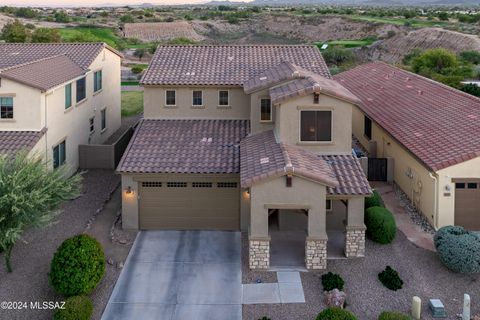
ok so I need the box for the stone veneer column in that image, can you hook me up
[305,237,327,270]
[345,225,366,258]
[249,238,270,270]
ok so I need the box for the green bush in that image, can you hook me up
[54,296,93,320]
[378,266,403,291]
[321,272,345,291]
[378,311,411,320]
[316,307,357,320]
[365,190,383,209]
[365,206,396,244]
[131,66,144,74]
[434,226,480,273]
[50,235,105,297]
[258,317,271,320]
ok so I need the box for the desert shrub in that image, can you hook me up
[378,266,403,291]
[365,190,383,209]
[54,296,93,320]
[50,235,105,297]
[321,272,345,291]
[131,65,144,74]
[378,311,411,320]
[365,206,396,244]
[258,317,271,320]
[434,226,480,273]
[316,307,357,320]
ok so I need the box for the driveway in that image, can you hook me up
[101,231,242,320]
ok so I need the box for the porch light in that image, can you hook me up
[313,93,320,104]
[125,186,133,194]
[244,189,250,199]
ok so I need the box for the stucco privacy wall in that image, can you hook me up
[0,78,43,131]
[275,93,354,155]
[352,106,436,226]
[40,48,121,173]
[437,156,480,227]
[143,86,250,119]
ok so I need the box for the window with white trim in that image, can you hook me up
[260,98,271,122]
[94,70,102,92]
[192,90,203,106]
[101,109,106,131]
[218,90,229,106]
[53,140,66,169]
[166,90,176,106]
[0,97,13,119]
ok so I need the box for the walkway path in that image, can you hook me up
[242,271,305,304]
[373,182,435,252]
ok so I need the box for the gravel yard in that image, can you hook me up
[243,231,480,320]
[0,170,134,320]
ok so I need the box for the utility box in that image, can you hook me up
[429,299,447,318]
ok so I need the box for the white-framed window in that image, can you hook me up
[218,90,229,106]
[300,110,332,142]
[101,109,107,131]
[260,98,272,122]
[65,83,72,109]
[0,97,14,119]
[165,90,176,106]
[53,140,66,169]
[76,77,86,103]
[192,90,203,106]
[94,70,102,92]
[89,117,95,134]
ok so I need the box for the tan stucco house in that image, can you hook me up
[335,62,480,231]
[118,45,371,270]
[0,43,122,174]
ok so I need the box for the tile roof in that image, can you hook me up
[117,119,250,174]
[141,45,331,86]
[240,130,369,195]
[334,62,480,171]
[243,61,304,93]
[322,155,372,196]
[0,43,107,70]
[0,129,46,154]
[0,55,86,91]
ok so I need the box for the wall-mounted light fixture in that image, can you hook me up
[125,186,133,194]
[244,188,250,199]
[444,185,451,192]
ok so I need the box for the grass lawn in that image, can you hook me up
[350,15,449,28]
[58,27,122,48]
[121,81,140,86]
[121,91,143,117]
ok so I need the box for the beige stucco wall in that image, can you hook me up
[249,176,327,240]
[143,86,250,119]
[1,48,121,174]
[274,93,354,155]
[352,106,437,227]
[250,88,275,134]
[436,157,480,227]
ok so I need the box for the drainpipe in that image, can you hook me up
[429,172,439,230]
[44,93,48,166]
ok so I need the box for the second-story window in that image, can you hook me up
[101,109,107,131]
[76,77,86,103]
[89,117,95,134]
[218,90,229,106]
[364,116,372,140]
[94,70,102,92]
[165,90,176,106]
[192,90,203,106]
[0,97,13,119]
[300,110,332,142]
[260,98,272,122]
[65,83,72,109]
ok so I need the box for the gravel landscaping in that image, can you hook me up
[243,231,480,320]
[242,232,278,284]
[0,170,135,320]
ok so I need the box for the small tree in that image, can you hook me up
[0,152,82,272]
[1,19,29,43]
[54,11,70,23]
[133,48,145,61]
[31,28,62,43]
[412,48,458,75]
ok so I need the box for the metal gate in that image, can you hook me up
[368,158,388,181]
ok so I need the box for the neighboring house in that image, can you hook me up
[335,62,480,231]
[0,43,122,174]
[118,45,371,270]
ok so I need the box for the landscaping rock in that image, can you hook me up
[324,288,346,308]
[107,258,114,266]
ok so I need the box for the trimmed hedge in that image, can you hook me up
[50,234,105,297]
[378,311,411,320]
[365,190,383,209]
[365,206,396,244]
[434,226,480,273]
[54,296,93,320]
[316,307,357,320]
[321,272,345,291]
[378,266,403,291]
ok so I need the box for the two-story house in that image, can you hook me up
[118,45,371,270]
[0,43,122,174]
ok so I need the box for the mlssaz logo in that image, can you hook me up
[30,301,66,310]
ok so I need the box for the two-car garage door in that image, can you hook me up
[139,178,240,230]
[455,181,480,230]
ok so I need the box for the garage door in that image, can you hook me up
[455,182,480,230]
[139,180,240,230]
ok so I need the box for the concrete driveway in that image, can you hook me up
[102,231,242,320]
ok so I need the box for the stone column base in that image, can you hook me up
[345,225,366,258]
[305,238,327,270]
[249,238,270,270]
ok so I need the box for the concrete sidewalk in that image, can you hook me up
[373,182,435,252]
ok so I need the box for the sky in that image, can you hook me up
[3,0,249,6]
